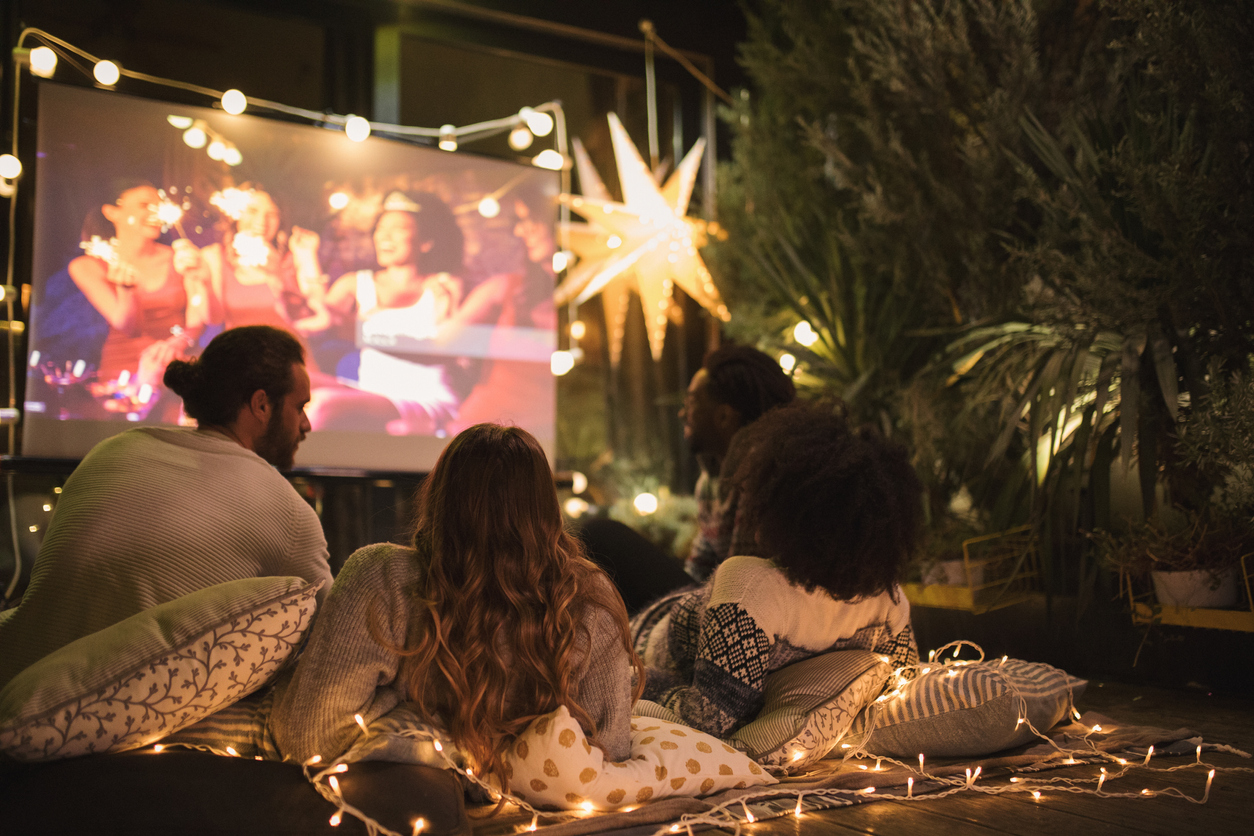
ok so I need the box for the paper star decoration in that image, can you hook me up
[555,113,730,365]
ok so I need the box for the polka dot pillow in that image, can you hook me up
[505,706,776,810]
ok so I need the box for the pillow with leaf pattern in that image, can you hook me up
[0,576,320,762]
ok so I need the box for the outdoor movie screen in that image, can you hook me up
[23,83,557,472]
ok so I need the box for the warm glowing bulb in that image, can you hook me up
[221,89,247,115]
[167,115,193,129]
[306,755,322,765]
[345,115,371,142]
[563,497,589,518]
[508,124,534,151]
[633,492,659,515]
[433,740,443,752]
[207,140,226,161]
[552,250,572,272]
[606,235,623,249]
[28,46,58,78]
[412,819,426,835]
[579,802,594,813]
[0,154,22,180]
[779,352,797,373]
[329,192,350,211]
[222,145,243,166]
[354,713,368,733]
[478,196,500,218]
[153,744,164,753]
[793,320,818,346]
[532,149,565,170]
[571,471,588,494]
[523,108,554,137]
[329,812,342,826]
[550,350,576,376]
[438,125,458,152]
[1032,790,1041,801]
[183,126,207,149]
[334,763,348,773]
[226,746,238,757]
[94,60,120,86]
[329,775,340,792]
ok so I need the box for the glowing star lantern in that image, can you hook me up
[221,89,247,115]
[345,115,371,142]
[555,114,730,364]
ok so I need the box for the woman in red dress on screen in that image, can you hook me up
[68,181,208,419]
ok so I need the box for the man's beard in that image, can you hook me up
[255,405,298,470]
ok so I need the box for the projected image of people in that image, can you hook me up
[65,181,209,421]
[292,189,513,436]
[24,84,558,472]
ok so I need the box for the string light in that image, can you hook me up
[477,196,500,218]
[907,777,913,798]
[329,191,350,210]
[793,320,818,346]
[1144,745,1154,766]
[520,106,554,137]
[438,124,458,152]
[508,124,534,150]
[221,88,247,115]
[550,350,576,376]
[532,149,565,170]
[329,812,341,827]
[633,492,659,515]
[28,45,59,78]
[0,155,22,180]
[93,59,120,86]
[344,115,371,142]
[412,818,426,835]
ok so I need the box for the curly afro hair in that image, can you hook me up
[727,399,923,600]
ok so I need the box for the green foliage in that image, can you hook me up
[715,0,1254,594]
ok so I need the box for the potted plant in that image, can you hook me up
[1092,510,1251,609]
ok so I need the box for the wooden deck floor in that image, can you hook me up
[470,680,1253,836]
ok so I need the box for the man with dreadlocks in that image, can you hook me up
[578,344,796,612]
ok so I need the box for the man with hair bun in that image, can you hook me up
[0,325,332,689]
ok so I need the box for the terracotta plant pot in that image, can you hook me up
[1150,568,1239,609]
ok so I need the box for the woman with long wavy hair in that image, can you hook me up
[271,423,642,787]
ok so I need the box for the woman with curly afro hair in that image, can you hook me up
[631,399,923,737]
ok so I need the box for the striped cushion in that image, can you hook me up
[848,658,1086,758]
[729,650,891,767]
[160,688,281,760]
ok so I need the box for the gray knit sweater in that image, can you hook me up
[0,427,332,688]
[270,543,635,764]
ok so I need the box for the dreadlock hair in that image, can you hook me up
[728,399,923,600]
[702,343,796,425]
[379,424,643,791]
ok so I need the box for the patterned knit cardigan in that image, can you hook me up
[631,555,917,738]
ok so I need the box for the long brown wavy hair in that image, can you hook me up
[380,424,642,789]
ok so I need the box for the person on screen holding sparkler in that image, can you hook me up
[69,180,209,420]
[289,189,516,436]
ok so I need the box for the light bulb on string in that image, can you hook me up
[508,124,534,151]
[793,320,818,347]
[569,320,586,340]
[532,149,565,171]
[438,125,458,152]
[207,140,226,161]
[222,145,243,166]
[167,115,193,129]
[329,192,350,211]
[0,154,22,180]
[571,471,588,494]
[552,250,572,272]
[634,492,658,515]
[520,107,554,137]
[779,352,797,373]
[344,115,371,142]
[29,46,59,78]
[93,60,120,86]
[221,89,247,115]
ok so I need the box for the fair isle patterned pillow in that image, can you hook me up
[505,706,776,811]
[729,650,891,768]
[0,576,320,762]
[846,657,1086,758]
